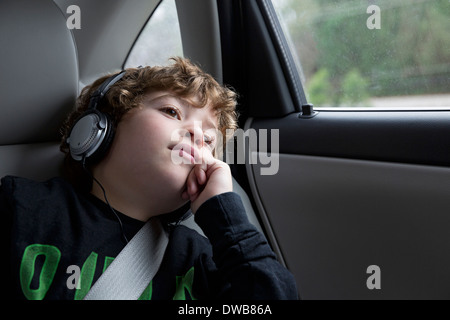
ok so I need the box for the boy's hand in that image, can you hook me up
[181,150,232,214]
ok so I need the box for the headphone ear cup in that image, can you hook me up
[88,112,115,163]
[67,71,125,162]
[67,110,114,162]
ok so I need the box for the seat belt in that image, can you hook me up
[83,218,169,300]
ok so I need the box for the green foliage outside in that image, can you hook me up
[274,0,450,107]
[307,68,332,105]
[341,69,370,105]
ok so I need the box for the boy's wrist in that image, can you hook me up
[190,185,232,214]
[194,192,249,241]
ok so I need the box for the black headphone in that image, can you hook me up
[67,71,126,162]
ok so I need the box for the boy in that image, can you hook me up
[3,57,298,300]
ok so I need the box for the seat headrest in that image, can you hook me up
[0,0,78,145]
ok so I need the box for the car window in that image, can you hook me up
[272,0,450,109]
[125,0,183,68]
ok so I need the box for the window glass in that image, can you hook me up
[272,0,450,109]
[125,0,183,68]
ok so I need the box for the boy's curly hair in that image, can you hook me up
[60,57,238,191]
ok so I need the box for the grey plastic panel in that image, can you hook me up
[54,0,159,83]
[251,111,450,168]
[249,153,450,299]
[175,0,223,83]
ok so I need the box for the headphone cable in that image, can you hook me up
[82,157,129,244]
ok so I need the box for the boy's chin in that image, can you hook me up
[160,201,191,224]
[167,173,192,194]
[150,170,191,204]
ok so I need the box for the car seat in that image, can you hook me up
[0,0,78,181]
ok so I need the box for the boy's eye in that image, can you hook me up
[160,105,181,119]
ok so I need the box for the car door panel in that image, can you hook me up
[217,0,450,299]
[246,107,450,299]
[248,148,450,299]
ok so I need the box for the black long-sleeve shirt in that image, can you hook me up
[2,175,298,300]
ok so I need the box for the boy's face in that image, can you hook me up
[95,90,219,216]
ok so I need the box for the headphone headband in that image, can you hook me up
[88,70,126,111]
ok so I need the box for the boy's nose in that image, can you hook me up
[185,124,204,148]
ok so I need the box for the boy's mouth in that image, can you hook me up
[169,143,200,164]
